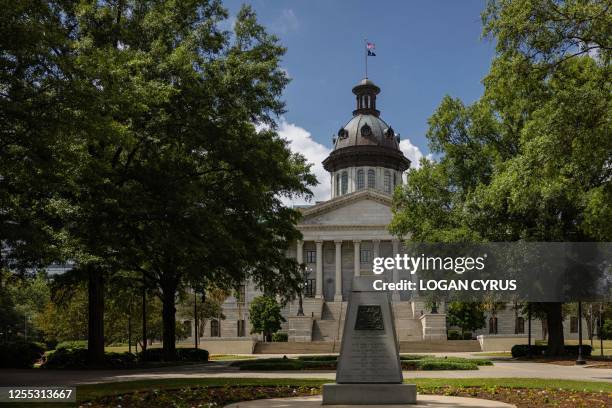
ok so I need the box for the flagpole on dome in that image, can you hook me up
[364,39,368,79]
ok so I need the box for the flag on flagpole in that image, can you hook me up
[366,42,376,56]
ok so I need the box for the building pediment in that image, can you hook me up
[298,189,392,227]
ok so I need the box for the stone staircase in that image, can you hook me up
[393,301,423,342]
[312,301,346,342]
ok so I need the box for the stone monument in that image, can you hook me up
[322,276,416,405]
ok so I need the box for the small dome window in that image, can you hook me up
[367,169,376,188]
[341,171,348,195]
[361,123,372,137]
[356,169,365,190]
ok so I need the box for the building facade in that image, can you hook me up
[194,79,584,349]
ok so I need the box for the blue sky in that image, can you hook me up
[222,0,496,201]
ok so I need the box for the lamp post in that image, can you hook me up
[527,303,532,359]
[576,301,586,365]
[297,267,310,316]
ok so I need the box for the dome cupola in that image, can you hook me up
[323,78,411,198]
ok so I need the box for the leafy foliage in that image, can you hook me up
[248,295,285,341]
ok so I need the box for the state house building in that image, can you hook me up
[194,79,583,351]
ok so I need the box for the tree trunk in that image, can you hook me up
[161,281,177,361]
[87,265,105,364]
[545,302,565,356]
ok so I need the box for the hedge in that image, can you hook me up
[0,341,46,368]
[56,340,88,350]
[272,332,288,342]
[511,344,592,358]
[41,348,136,369]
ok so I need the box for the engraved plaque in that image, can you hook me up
[354,305,384,331]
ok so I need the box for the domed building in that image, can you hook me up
[192,78,574,353]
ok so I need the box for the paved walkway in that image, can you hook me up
[224,395,516,408]
[1,360,611,386]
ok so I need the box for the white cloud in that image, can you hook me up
[276,118,331,206]
[399,138,431,170]
[273,9,299,34]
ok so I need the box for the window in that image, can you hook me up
[570,316,578,333]
[393,172,397,187]
[360,249,372,263]
[306,250,316,264]
[211,319,220,337]
[367,169,376,188]
[515,317,525,334]
[335,173,340,196]
[341,171,348,194]
[304,279,315,297]
[384,170,392,193]
[488,317,498,334]
[236,284,246,304]
[237,320,246,337]
[356,169,365,190]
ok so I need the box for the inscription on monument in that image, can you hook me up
[354,305,384,331]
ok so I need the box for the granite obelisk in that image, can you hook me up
[322,276,416,405]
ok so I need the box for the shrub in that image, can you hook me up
[56,340,88,350]
[418,360,478,370]
[511,344,592,358]
[138,348,209,362]
[272,332,288,342]
[296,355,337,361]
[236,360,303,370]
[602,320,612,340]
[42,348,137,369]
[447,330,461,340]
[511,344,547,357]
[0,341,46,368]
[463,332,473,340]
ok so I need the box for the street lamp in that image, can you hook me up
[297,267,311,317]
[576,301,586,365]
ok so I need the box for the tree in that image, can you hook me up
[447,302,486,336]
[178,286,227,341]
[391,0,610,355]
[249,295,285,342]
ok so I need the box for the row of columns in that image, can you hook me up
[296,239,401,301]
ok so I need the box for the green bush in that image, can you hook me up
[236,360,303,370]
[447,330,461,340]
[138,348,209,362]
[462,332,473,340]
[0,341,46,368]
[511,344,592,358]
[41,348,136,369]
[272,332,288,342]
[296,355,337,361]
[417,360,478,370]
[602,320,612,340]
[56,340,88,350]
[399,354,433,360]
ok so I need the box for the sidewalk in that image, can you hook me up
[1,361,611,386]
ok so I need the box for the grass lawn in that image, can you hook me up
[209,354,257,361]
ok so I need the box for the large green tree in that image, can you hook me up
[391,0,610,355]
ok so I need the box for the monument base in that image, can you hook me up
[322,383,417,405]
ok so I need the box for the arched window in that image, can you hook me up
[335,173,340,196]
[341,171,348,195]
[367,169,376,188]
[356,169,365,190]
[384,170,392,193]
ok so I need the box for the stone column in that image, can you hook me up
[315,240,323,299]
[296,240,304,265]
[353,240,361,277]
[334,240,343,301]
[392,239,400,301]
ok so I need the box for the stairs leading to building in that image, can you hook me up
[254,340,481,354]
[312,302,347,342]
[393,301,423,342]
